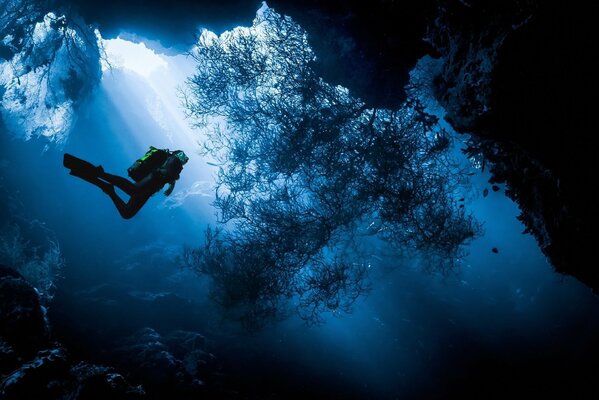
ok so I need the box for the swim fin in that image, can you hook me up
[64,153,113,194]
[63,153,103,176]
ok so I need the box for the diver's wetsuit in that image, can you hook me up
[64,152,184,219]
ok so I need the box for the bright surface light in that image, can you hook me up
[98,36,216,210]
[101,38,168,78]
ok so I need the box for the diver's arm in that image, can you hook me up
[163,180,175,196]
[159,155,183,197]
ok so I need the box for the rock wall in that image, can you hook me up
[429,0,596,290]
[0,265,144,399]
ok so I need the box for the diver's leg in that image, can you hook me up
[68,170,114,194]
[99,172,159,197]
[105,190,152,220]
[97,172,138,196]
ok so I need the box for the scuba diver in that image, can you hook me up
[63,147,189,219]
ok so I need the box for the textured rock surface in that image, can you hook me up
[0,264,49,361]
[0,265,143,400]
[268,0,437,108]
[1,347,145,400]
[428,0,596,290]
[0,0,102,144]
[49,283,221,399]
[113,327,215,393]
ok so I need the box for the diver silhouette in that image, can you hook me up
[63,147,189,219]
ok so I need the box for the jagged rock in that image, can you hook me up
[428,0,596,291]
[0,265,144,399]
[427,0,534,133]
[0,347,145,400]
[116,327,183,387]
[1,3,102,144]
[162,330,216,378]
[61,0,259,52]
[68,362,145,400]
[0,264,49,361]
[0,347,70,399]
[0,338,18,375]
[107,327,215,398]
[267,0,437,108]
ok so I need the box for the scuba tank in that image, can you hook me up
[127,146,170,182]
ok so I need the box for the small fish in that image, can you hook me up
[483,188,489,197]
[491,247,499,254]
[492,185,500,192]
[206,162,219,166]
[459,198,465,202]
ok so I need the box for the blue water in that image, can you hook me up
[2,17,598,400]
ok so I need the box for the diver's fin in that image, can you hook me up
[63,153,103,176]
[64,153,95,171]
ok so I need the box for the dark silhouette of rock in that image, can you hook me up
[58,0,259,51]
[48,280,220,398]
[1,347,144,400]
[427,0,596,291]
[68,362,145,400]
[0,265,143,400]
[1,348,70,399]
[268,0,437,108]
[0,338,19,375]
[492,247,499,254]
[492,185,500,192]
[0,265,49,361]
[110,327,215,398]
[162,330,216,378]
[116,327,183,387]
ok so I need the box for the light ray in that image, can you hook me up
[100,36,217,210]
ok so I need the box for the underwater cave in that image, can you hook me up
[1,0,597,398]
